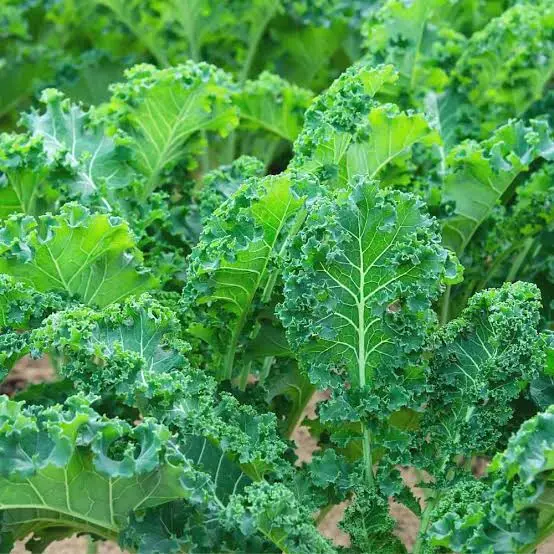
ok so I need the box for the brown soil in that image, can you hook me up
[6,361,554,553]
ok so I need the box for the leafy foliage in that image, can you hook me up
[1,1,554,553]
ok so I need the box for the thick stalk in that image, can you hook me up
[261,208,308,304]
[412,495,439,554]
[506,237,535,282]
[86,537,98,554]
[362,426,374,486]
[238,6,277,84]
[285,383,316,439]
[238,360,252,391]
[439,284,451,325]
[358,230,374,486]
[219,308,248,381]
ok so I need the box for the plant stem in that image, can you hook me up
[412,495,439,554]
[285,384,316,439]
[238,361,252,391]
[506,237,535,282]
[362,426,374,486]
[439,284,451,325]
[520,516,554,554]
[86,537,98,554]
[238,7,276,85]
[226,4,277,163]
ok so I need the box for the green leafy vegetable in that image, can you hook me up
[1,2,554,553]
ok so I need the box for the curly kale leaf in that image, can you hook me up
[25,294,332,552]
[235,72,313,143]
[230,72,314,166]
[0,203,157,307]
[530,332,554,410]
[0,395,202,551]
[198,155,265,222]
[340,484,406,554]
[181,155,265,245]
[0,274,66,378]
[290,61,438,189]
[452,1,554,139]
[20,88,135,208]
[104,62,238,195]
[362,0,464,102]
[441,119,554,256]
[278,176,454,485]
[0,133,59,219]
[421,282,545,470]
[183,173,304,381]
[429,406,554,553]
[461,162,554,298]
[279,176,450,392]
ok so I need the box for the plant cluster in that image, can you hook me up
[0,1,553,553]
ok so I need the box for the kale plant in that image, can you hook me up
[0,1,553,553]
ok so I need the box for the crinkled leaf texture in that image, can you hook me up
[452,1,554,139]
[106,62,239,195]
[183,172,305,380]
[421,281,545,469]
[279,176,449,393]
[362,0,457,99]
[234,72,314,142]
[0,274,65,377]
[0,133,56,219]
[290,62,439,189]
[441,119,554,255]
[21,88,134,206]
[0,203,157,307]
[429,406,554,553]
[0,395,195,550]
[20,294,334,554]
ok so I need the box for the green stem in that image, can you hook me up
[362,426,374,486]
[220,312,247,381]
[108,3,168,67]
[226,5,277,163]
[259,356,274,383]
[87,536,98,554]
[506,237,535,282]
[439,284,451,325]
[412,495,439,554]
[238,360,252,391]
[261,208,308,304]
[285,384,316,439]
[238,7,276,84]
[474,246,518,292]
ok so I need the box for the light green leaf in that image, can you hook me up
[0,396,205,550]
[235,72,313,142]
[291,62,438,189]
[441,119,554,255]
[0,133,54,219]
[22,89,133,207]
[184,173,304,380]
[362,0,454,95]
[453,1,554,138]
[0,203,157,307]
[107,62,238,195]
[279,176,448,390]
